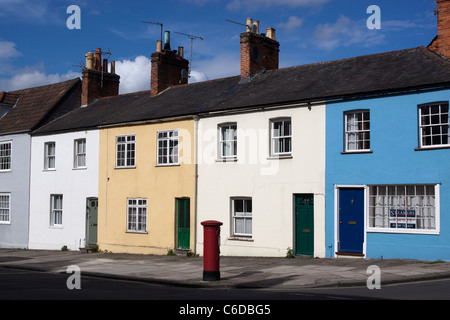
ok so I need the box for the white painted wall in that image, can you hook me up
[196,105,326,257]
[29,130,99,250]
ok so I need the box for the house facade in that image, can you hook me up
[97,119,196,255]
[197,105,326,257]
[28,130,100,250]
[326,88,450,261]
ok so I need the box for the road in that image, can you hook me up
[0,266,447,316]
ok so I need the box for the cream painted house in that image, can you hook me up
[97,119,196,255]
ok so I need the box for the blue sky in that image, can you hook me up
[0,0,438,94]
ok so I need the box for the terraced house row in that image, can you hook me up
[2,3,450,261]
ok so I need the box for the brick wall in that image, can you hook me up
[240,32,279,79]
[151,50,189,96]
[429,0,450,58]
[81,69,120,105]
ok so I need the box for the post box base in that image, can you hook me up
[203,270,220,281]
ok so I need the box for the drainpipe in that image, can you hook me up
[194,115,199,255]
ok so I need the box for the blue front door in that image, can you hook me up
[338,188,364,254]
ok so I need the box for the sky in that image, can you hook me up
[0,0,439,94]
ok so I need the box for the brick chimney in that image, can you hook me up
[240,18,280,79]
[81,48,120,106]
[429,0,450,58]
[151,31,189,96]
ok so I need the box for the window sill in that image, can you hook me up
[0,222,11,225]
[215,158,238,163]
[72,167,87,171]
[367,228,439,235]
[126,230,148,234]
[0,170,11,173]
[341,150,373,155]
[155,163,180,167]
[414,146,450,151]
[49,225,63,229]
[114,166,136,170]
[267,154,292,160]
[43,168,56,172]
[228,236,253,242]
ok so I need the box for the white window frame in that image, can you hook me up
[50,194,63,227]
[44,142,56,170]
[367,184,440,235]
[344,110,371,152]
[270,118,292,156]
[418,102,450,148]
[127,198,147,233]
[231,197,252,237]
[74,138,86,169]
[116,135,136,168]
[0,141,12,172]
[0,193,11,224]
[157,130,179,165]
[218,123,237,159]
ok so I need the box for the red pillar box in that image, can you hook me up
[201,220,223,281]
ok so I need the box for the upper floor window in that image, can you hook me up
[0,193,10,224]
[44,142,56,170]
[418,102,449,148]
[345,110,370,152]
[0,141,11,171]
[157,130,179,165]
[74,139,86,169]
[116,135,135,168]
[270,118,291,156]
[218,123,237,159]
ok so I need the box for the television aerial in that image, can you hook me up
[174,31,204,77]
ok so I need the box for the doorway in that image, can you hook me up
[86,198,98,247]
[337,188,365,256]
[294,194,314,256]
[176,198,190,250]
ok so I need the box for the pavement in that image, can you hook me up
[1,248,450,290]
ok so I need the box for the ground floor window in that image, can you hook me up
[231,198,252,237]
[368,185,438,232]
[0,193,10,223]
[50,195,63,226]
[127,198,147,232]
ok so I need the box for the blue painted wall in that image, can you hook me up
[325,89,450,261]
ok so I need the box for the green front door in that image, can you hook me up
[176,198,190,250]
[87,198,98,246]
[295,194,314,255]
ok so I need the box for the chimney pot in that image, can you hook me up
[103,59,108,72]
[178,46,184,58]
[95,48,102,71]
[85,52,94,69]
[246,18,253,33]
[266,28,276,40]
[111,61,116,74]
[164,31,171,50]
[253,20,260,34]
[156,40,162,53]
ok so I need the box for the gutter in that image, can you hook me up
[193,115,199,255]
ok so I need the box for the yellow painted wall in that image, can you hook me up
[98,119,196,255]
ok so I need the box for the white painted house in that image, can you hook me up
[28,129,100,250]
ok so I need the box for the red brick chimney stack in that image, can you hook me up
[150,31,189,96]
[429,0,450,58]
[81,48,120,106]
[240,18,280,79]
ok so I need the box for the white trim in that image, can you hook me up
[0,140,12,172]
[156,129,180,165]
[0,192,11,224]
[115,134,136,168]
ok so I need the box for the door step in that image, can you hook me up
[336,251,365,258]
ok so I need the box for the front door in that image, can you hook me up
[338,188,364,254]
[176,198,190,250]
[295,194,314,255]
[87,198,98,246]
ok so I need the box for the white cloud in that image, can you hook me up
[113,55,151,94]
[277,16,304,32]
[0,40,20,60]
[313,15,385,50]
[227,0,330,10]
[0,69,80,91]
